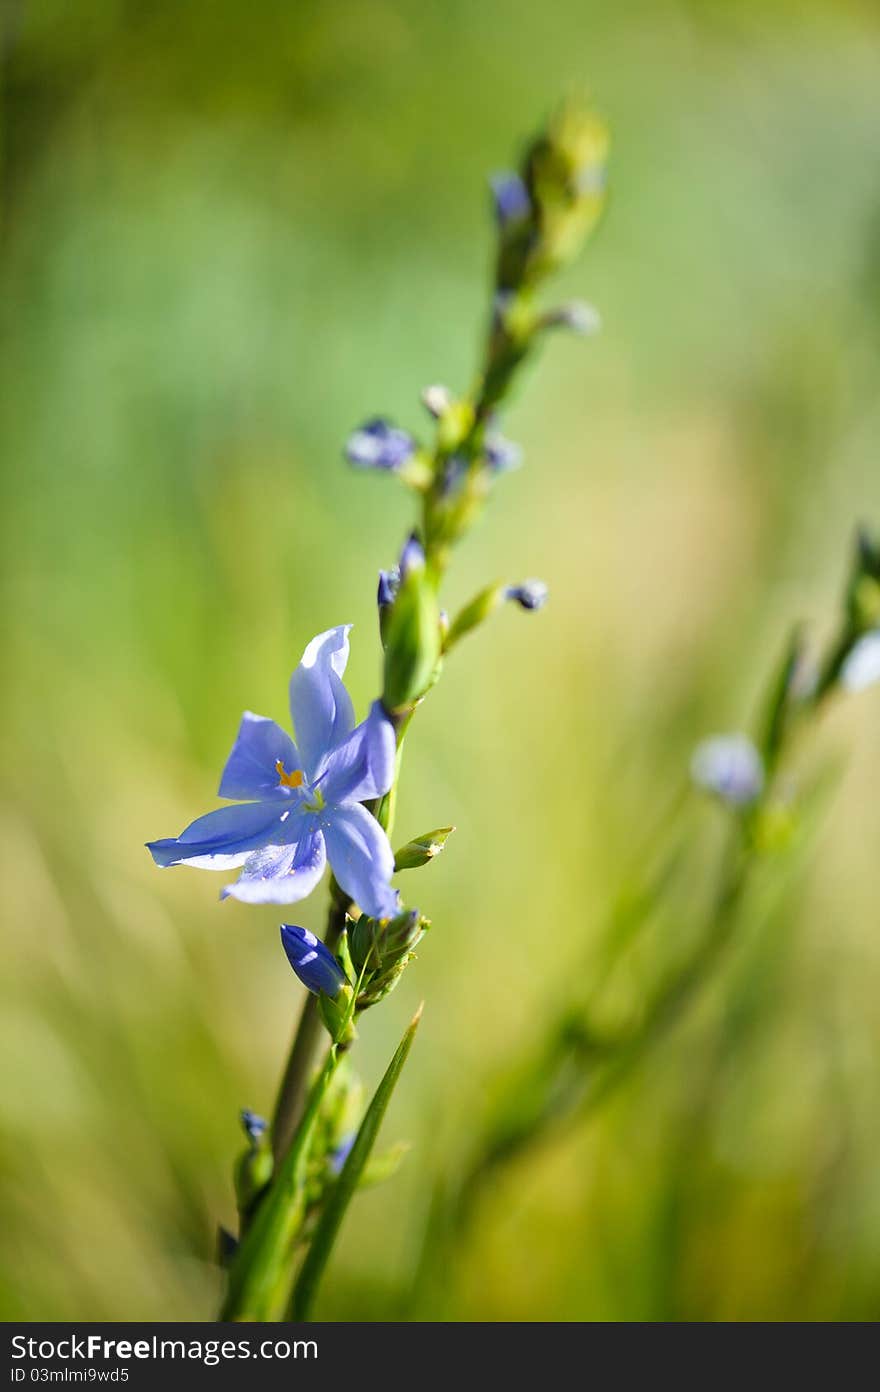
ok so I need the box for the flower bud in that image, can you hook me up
[421,383,454,419]
[377,566,400,610]
[394,826,455,872]
[506,579,549,611]
[398,532,425,580]
[445,583,505,648]
[382,545,441,711]
[234,1112,274,1217]
[523,102,609,279]
[240,1108,268,1147]
[280,924,349,999]
[540,300,601,336]
[349,908,428,1009]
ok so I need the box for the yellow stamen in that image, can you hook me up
[276,760,304,789]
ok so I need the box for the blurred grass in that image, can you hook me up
[1,0,880,1321]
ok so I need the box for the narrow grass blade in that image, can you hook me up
[291,1005,423,1320]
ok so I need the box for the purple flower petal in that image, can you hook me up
[323,802,398,920]
[289,626,355,780]
[222,827,327,904]
[321,701,396,805]
[147,800,298,869]
[218,711,302,800]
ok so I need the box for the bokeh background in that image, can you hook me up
[2,0,880,1322]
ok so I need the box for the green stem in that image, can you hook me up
[222,1040,345,1321]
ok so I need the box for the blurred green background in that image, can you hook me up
[2,0,880,1322]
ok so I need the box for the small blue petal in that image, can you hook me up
[345,418,416,471]
[505,579,549,611]
[489,171,531,226]
[289,626,356,781]
[280,924,348,998]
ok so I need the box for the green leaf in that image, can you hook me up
[393,826,455,871]
[290,1005,423,1320]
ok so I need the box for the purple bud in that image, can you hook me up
[398,533,425,579]
[281,925,348,998]
[490,172,531,227]
[377,566,400,609]
[505,579,549,612]
[345,418,416,471]
[240,1109,268,1145]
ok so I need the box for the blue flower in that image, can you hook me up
[840,630,880,693]
[240,1109,268,1144]
[329,1132,356,1175]
[485,432,523,474]
[489,172,531,226]
[280,924,349,998]
[345,418,416,472]
[147,627,399,917]
[506,579,549,611]
[691,734,764,807]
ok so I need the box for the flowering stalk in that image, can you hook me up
[146,100,612,1320]
[410,526,880,1307]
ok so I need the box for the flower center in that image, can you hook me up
[275,760,304,790]
[276,759,326,812]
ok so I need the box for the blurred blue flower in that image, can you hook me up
[329,1133,356,1175]
[485,432,523,473]
[691,734,764,807]
[506,579,549,611]
[841,630,880,693]
[345,418,416,471]
[490,171,531,226]
[240,1109,267,1144]
[147,627,399,917]
[280,925,348,998]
